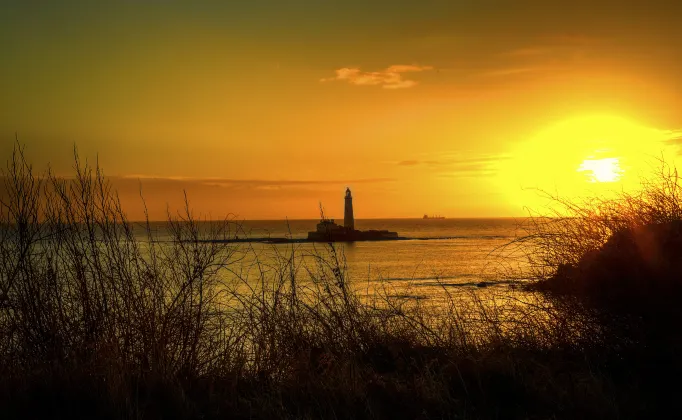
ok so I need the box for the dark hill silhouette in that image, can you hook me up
[533,220,682,315]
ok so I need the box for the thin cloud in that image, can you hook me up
[397,154,509,168]
[438,170,498,179]
[548,34,604,46]
[664,130,682,145]
[397,154,509,178]
[480,66,542,78]
[501,47,551,57]
[396,159,447,167]
[397,160,420,166]
[320,64,434,89]
[118,175,394,188]
[663,130,682,154]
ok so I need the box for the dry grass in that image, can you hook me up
[499,158,682,282]
[1,143,677,419]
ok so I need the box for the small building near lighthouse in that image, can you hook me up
[307,188,398,242]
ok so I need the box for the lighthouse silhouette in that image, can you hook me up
[344,187,355,231]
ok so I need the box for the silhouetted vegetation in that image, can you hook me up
[2,144,682,419]
[506,159,682,417]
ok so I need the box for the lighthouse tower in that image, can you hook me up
[344,187,355,231]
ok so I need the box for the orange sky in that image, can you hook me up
[2,1,682,220]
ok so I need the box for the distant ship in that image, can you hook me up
[307,188,399,242]
[423,214,445,219]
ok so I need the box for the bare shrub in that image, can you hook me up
[499,158,682,282]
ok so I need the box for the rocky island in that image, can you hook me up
[307,188,399,242]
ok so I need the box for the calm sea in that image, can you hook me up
[138,218,526,297]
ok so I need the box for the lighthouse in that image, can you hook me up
[344,187,355,231]
[307,187,397,241]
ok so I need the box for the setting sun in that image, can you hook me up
[496,115,682,209]
[578,157,623,183]
[4,2,682,417]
